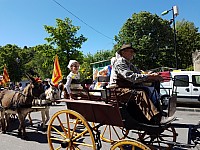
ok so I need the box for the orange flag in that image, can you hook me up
[2,65,10,85]
[51,55,62,86]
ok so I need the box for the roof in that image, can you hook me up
[90,60,110,65]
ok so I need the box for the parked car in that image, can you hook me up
[160,70,200,106]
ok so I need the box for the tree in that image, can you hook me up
[79,53,94,80]
[114,12,174,70]
[44,18,87,76]
[92,50,114,62]
[176,19,200,69]
[25,44,57,79]
[79,50,114,80]
[0,44,24,82]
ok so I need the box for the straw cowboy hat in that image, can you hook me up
[117,43,137,54]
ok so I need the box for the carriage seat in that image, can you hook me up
[106,78,177,125]
[66,77,111,103]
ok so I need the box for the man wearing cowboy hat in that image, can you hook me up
[109,43,166,124]
[110,43,150,85]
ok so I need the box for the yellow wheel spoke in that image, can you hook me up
[51,126,66,138]
[93,124,129,143]
[72,128,89,141]
[65,112,71,138]
[50,137,66,142]
[70,120,79,138]
[47,110,96,150]
[111,139,151,150]
[56,115,68,137]
[73,142,94,147]
[55,146,61,150]
[101,125,108,136]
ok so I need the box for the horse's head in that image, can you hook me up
[32,81,45,98]
[45,83,61,101]
[25,73,45,98]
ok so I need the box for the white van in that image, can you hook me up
[160,70,200,105]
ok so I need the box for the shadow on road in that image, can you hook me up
[3,118,48,143]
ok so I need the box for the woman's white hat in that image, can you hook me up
[67,60,79,69]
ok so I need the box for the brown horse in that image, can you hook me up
[0,76,44,138]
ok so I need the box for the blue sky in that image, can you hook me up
[0,0,199,55]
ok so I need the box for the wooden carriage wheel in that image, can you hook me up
[92,123,129,143]
[137,126,177,149]
[110,139,151,150]
[47,109,96,150]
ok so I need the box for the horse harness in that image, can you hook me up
[1,90,32,110]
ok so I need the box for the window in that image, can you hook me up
[174,75,189,87]
[192,75,200,87]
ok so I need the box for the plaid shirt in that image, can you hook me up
[110,57,148,85]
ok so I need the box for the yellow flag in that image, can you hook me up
[51,55,62,86]
[1,65,10,85]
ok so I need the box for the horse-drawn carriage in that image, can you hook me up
[46,70,200,150]
[47,69,180,150]
[0,65,199,149]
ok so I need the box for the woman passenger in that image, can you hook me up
[64,60,83,100]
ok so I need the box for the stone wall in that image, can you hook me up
[192,50,200,71]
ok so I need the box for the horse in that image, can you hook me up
[27,83,61,129]
[0,75,44,138]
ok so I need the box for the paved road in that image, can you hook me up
[0,103,200,150]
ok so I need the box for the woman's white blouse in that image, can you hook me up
[64,72,82,94]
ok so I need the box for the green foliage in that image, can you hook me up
[115,11,174,70]
[176,19,200,69]
[185,65,194,71]
[0,13,200,83]
[26,44,56,79]
[79,53,94,80]
[79,50,114,80]
[0,44,25,82]
[93,50,114,62]
[44,18,87,76]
